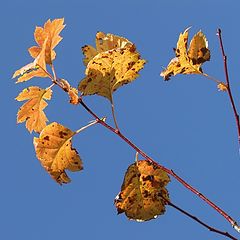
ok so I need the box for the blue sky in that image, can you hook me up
[2,0,240,239]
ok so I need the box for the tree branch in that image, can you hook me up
[217,28,240,146]
[164,197,237,240]
[79,99,239,231]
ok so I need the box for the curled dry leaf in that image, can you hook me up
[28,18,65,64]
[161,28,210,80]
[78,45,146,101]
[34,122,83,184]
[82,32,132,66]
[16,86,52,133]
[13,39,48,83]
[217,82,228,91]
[59,79,79,104]
[115,160,170,221]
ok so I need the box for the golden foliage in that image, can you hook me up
[79,45,146,101]
[161,28,210,80]
[13,39,48,83]
[115,160,170,221]
[34,122,83,184]
[82,32,132,66]
[13,18,65,83]
[28,18,65,64]
[16,86,52,133]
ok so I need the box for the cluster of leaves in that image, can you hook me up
[13,18,236,229]
[14,18,167,221]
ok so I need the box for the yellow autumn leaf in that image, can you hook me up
[28,18,65,64]
[16,86,52,133]
[82,32,132,66]
[115,160,170,221]
[160,28,210,80]
[78,45,146,101]
[13,38,48,83]
[33,122,83,185]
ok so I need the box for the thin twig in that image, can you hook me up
[164,197,238,240]
[79,99,239,230]
[110,97,120,131]
[217,28,240,145]
[75,119,100,134]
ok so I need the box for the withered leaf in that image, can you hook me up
[82,32,132,66]
[13,39,48,83]
[34,122,83,184]
[16,86,52,133]
[79,45,146,101]
[28,18,65,64]
[160,28,210,80]
[217,82,228,91]
[115,160,170,221]
[59,79,79,104]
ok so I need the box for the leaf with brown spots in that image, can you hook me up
[160,28,210,80]
[28,18,65,64]
[13,38,48,83]
[16,86,52,133]
[33,122,83,185]
[82,32,132,66]
[78,45,146,102]
[115,160,170,221]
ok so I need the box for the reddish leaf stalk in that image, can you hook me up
[165,198,237,240]
[79,99,238,230]
[217,28,240,145]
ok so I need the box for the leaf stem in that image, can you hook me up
[79,98,239,232]
[75,119,102,134]
[201,72,221,84]
[217,28,240,146]
[51,64,57,81]
[110,96,120,131]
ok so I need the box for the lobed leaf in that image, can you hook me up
[13,39,48,83]
[34,122,83,184]
[28,18,65,64]
[16,86,52,133]
[115,160,170,221]
[79,45,146,101]
[82,32,132,66]
[160,28,210,80]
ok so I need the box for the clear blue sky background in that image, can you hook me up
[2,0,240,239]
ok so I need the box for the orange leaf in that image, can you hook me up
[16,86,52,133]
[28,18,65,64]
[13,38,48,83]
[34,122,83,184]
[115,160,170,221]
